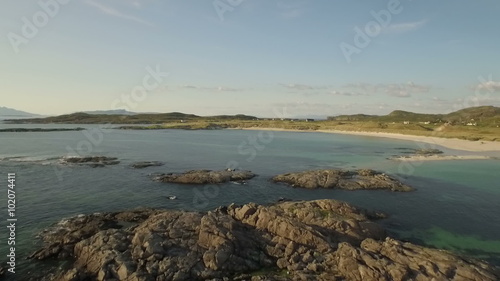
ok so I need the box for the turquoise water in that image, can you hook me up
[0,125,499,277]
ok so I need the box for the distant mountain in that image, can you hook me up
[329,106,500,126]
[83,109,137,115]
[0,106,39,117]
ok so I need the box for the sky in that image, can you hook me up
[1,0,500,118]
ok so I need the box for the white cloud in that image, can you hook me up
[329,91,368,97]
[344,82,430,98]
[475,81,500,92]
[85,0,154,26]
[180,85,243,92]
[280,83,324,90]
[384,19,428,34]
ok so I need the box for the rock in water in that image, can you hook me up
[153,169,256,184]
[272,169,414,191]
[61,156,120,167]
[29,200,499,281]
[131,161,164,169]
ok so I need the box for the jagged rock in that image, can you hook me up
[272,169,414,191]
[131,161,164,169]
[29,200,499,281]
[61,156,120,167]
[153,169,256,184]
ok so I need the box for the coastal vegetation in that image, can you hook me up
[5,106,500,141]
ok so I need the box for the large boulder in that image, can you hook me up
[272,169,414,191]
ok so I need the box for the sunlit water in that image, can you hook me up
[0,123,499,277]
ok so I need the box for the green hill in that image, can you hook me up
[5,112,257,124]
[329,106,500,127]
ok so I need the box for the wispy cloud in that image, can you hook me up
[180,85,244,92]
[276,1,307,19]
[280,83,325,90]
[475,80,500,92]
[85,0,154,26]
[344,82,430,98]
[384,19,428,34]
[329,90,368,97]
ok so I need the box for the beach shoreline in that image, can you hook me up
[229,127,500,152]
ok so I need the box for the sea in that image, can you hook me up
[0,121,499,278]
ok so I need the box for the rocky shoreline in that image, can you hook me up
[28,199,499,281]
[0,127,85,132]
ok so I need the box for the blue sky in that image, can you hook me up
[1,0,500,117]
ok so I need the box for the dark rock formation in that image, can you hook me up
[61,156,120,168]
[131,161,164,169]
[29,200,499,281]
[0,128,85,132]
[414,148,444,155]
[153,169,256,184]
[272,169,414,192]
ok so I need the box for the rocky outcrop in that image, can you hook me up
[0,128,85,132]
[131,161,164,169]
[29,200,499,281]
[414,148,444,155]
[272,169,413,192]
[61,156,120,168]
[153,169,256,184]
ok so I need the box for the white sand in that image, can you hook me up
[232,127,500,152]
[389,155,496,162]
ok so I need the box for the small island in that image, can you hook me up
[153,169,256,184]
[272,169,414,192]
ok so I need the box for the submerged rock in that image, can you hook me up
[272,169,414,192]
[61,156,120,168]
[414,148,444,155]
[131,161,164,169]
[153,169,256,184]
[29,199,499,281]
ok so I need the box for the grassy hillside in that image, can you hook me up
[6,112,257,124]
[328,106,500,127]
[5,106,500,141]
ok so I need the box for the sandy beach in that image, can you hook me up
[232,127,500,152]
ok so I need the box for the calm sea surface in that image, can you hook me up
[1,123,499,277]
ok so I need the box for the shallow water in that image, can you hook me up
[0,124,499,277]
